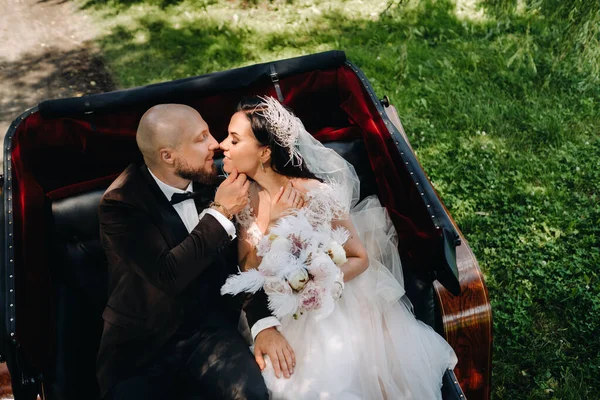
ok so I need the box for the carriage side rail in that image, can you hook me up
[345,61,492,400]
[346,60,461,295]
[2,106,44,398]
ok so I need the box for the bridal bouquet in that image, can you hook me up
[221,211,348,320]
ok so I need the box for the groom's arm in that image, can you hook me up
[237,223,278,334]
[244,290,281,338]
[244,291,295,379]
[100,196,232,296]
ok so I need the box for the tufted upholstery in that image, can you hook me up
[44,139,449,400]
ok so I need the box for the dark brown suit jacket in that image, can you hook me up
[96,164,269,396]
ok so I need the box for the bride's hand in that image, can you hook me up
[269,181,305,222]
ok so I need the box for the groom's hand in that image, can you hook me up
[214,168,249,215]
[254,327,295,379]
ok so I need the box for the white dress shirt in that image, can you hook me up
[147,168,235,237]
[147,168,280,340]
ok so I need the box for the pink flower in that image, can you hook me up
[289,234,306,257]
[263,277,292,295]
[307,253,336,280]
[299,281,325,311]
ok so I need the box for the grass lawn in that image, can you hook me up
[79,0,600,398]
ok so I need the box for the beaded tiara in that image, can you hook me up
[256,96,304,167]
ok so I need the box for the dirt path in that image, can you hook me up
[1,0,115,396]
[0,0,115,170]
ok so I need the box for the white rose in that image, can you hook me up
[286,268,309,291]
[327,241,347,266]
[270,236,292,253]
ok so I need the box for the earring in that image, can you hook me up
[261,162,265,171]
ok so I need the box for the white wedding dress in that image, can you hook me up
[238,183,458,400]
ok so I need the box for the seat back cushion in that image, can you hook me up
[49,189,107,400]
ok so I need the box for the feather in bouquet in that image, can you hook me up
[221,211,348,320]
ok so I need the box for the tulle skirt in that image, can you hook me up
[261,197,458,399]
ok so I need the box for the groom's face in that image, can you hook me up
[172,116,219,184]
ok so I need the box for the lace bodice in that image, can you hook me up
[235,181,348,247]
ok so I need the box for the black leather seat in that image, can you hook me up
[49,189,107,400]
[45,139,462,400]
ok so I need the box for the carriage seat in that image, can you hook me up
[50,189,108,399]
[46,139,462,400]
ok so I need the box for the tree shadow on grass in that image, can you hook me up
[0,45,115,124]
[36,0,70,4]
[80,0,296,11]
[97,15,249,88]
[80,0,212,11]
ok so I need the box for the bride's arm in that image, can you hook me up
[292,179,368,281]
[332,218,369,282]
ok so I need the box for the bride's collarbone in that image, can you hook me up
[252,178,320,228]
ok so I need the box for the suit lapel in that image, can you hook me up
[139,165,189,246]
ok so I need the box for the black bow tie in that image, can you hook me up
[170,188,213,206]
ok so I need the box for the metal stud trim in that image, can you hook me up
[3,107,35,339]
[344,61,452,233]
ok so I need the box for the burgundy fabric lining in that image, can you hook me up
[8,65,439,371]
[46,174,120,201]
[10,113,54,369]
[335,66,439,263]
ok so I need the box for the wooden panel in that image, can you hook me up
[0,363,12,398]
[435,235,492,400]
[0,364,43,399]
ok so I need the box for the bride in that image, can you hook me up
[220,96,457,399]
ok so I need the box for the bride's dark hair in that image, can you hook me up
[236,97,323,182]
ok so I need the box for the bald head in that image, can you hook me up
[136,104,205,167]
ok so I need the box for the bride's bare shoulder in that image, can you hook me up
[291,178,322,193]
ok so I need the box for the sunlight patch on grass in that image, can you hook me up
[523,222,565,247]
[523,183,548,197]
[133,31,149,44]
[468,131,505,150]
[454,0,488,22]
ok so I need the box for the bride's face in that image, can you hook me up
[220,111,266,176]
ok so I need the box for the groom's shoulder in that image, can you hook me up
[101,163,146,205]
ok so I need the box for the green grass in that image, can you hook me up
[79,0,600,398]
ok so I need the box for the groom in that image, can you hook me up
[97,104,292,399]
